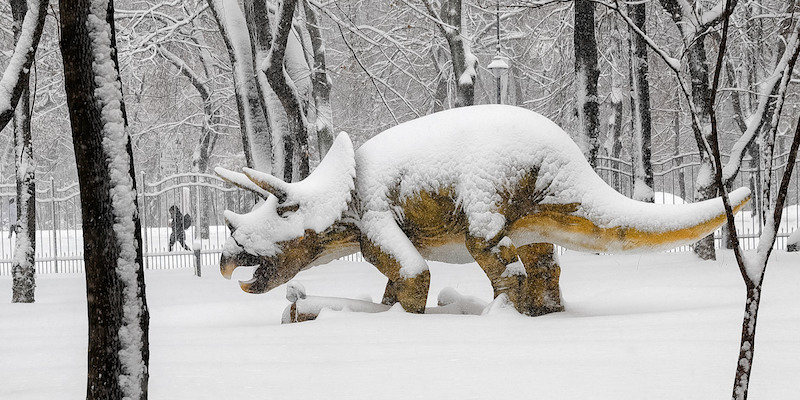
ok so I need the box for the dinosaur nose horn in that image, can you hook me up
[223,210,243,234]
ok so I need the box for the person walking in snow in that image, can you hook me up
[168,204,192,251]
[7,197,16,239]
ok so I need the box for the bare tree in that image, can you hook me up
[60,0,149,397]
[702,4,799,397]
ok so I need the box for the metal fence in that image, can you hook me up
[0,173,258,276]
[0,153,797,275]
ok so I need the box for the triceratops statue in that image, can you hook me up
[217,105,750,316]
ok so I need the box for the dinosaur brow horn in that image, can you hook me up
[214,167,270,199]
[242,167,290,203]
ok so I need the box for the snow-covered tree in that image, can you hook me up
[0,0,47,132]
[421,0,478,107]
[302,0,334,159]
[697,2,799,398]
[59,0,149,397]
[8,0,36,304]
[206,0,273,172]
[206,0,315,181]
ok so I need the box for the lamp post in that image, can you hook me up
[487,1,508,104]
[487,55,508,104]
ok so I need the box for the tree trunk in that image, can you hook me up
[673,107,687,202]
[574,0,600,168]
[60,0,149,398]
[303,0,334,159]
[205,0,273,171]
[263,0,311,180]
[422,0,476,108]
[440,0,475,107]
[9,0,36,304]
[628,2,654,202]
[687,38,717,260]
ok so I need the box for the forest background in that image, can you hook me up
[2,0,796,188]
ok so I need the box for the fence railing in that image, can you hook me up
[0,153,797,275]
[0,173,258,276]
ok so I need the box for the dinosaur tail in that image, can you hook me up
[510,173,751,254]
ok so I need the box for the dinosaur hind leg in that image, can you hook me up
[517,243,564,316]
[465,234,526,310]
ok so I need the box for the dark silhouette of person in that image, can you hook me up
[168,205,191,251]
[8,197,16,239]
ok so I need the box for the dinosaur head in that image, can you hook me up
[217,133,356,293]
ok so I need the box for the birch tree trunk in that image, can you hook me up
[9,0,36,304]
[60,0,149,397]
[574,0,600,168]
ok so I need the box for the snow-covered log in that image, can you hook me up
[219,105,750,318]
[281,282,495,323]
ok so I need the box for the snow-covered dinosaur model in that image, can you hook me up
[216,105,750,316]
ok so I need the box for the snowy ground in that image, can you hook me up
[1,250,799,399]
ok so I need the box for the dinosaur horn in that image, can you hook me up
[214,167,270,199]
[243,167,290,203]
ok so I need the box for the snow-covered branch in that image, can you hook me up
[0,0,49,132]
[722,20,800,184]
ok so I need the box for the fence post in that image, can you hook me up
[194,173,202,277]
[194,246,202,277]
[140,171,148,270]
[51,177,58,274]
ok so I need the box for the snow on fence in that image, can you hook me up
[0,153,797,276]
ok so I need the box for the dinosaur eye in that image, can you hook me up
[277,203,299,217]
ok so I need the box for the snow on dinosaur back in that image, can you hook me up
[216,105,750,313]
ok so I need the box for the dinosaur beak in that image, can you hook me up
[220,255,238,280]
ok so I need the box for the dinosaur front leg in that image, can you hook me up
[465,235,526,311]
[516,243,564,316]
[360,231,430,314]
